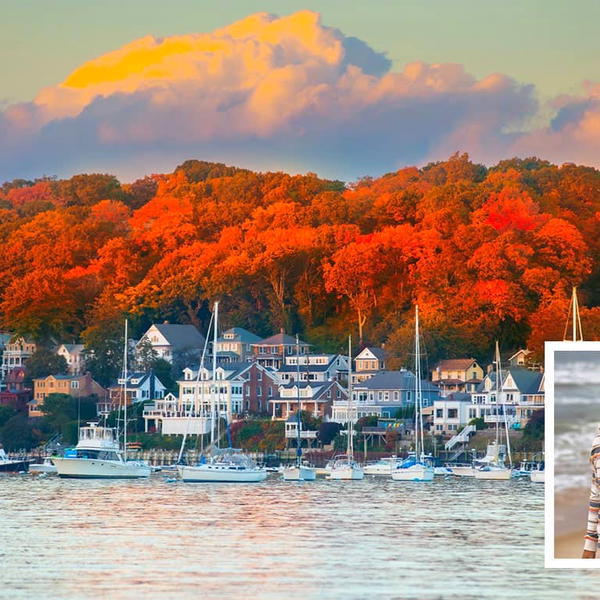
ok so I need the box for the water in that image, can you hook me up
[1,474,599,599]
[554,351,600,492]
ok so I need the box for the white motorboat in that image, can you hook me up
[363,456,402,476]
[434,466,453,476]
[29,457,57,474]
[178,448,267,483]
[53,423,151,479]
[0,447,30,472]
[392,306,434,483]
[282,464,317,481]
[327,454,364,480]
[530,469,545,483]
[327,336,364,481]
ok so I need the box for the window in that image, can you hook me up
[448,409,458,419]
[257,371,262,381]
[436,409,443,418]
[257,388,262,396]
[268,387,273,397]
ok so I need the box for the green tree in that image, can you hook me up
[317,422,341,445]
[522,408,544,440]
[0,414,37,451]
[41,393,97,443]
[0,405,17,428]
[24,348,68,385]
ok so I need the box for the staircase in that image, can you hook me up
[445,425,476,452]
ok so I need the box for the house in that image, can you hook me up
[277,354,349,384]
[1,337,36,381]
[56,344,86,375]
[142,392,211,435]
[431,358,483,397]
[332,369,440,423]
[103,372,167,416]
[214,327,262,362]
[353,347,386,384]
[0,367,31,412]
[433,392,473,436]
[470,367,544,429]
[251,331,311,369]
[30,372,108,418]
[137,323,206,364]
[270,380,347,421]
[284,412,318,448]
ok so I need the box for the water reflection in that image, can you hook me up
[1,475,599,599]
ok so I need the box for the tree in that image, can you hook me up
[0,414,37,451]
[41,393,97,443]
[24,349,68,385]
[317,422,341,445]
[522,409,544,441]
[0,405,16,428]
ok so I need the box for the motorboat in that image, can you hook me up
[0,447,30,472]
[29,457,57,475]
[530,468,545,483]
[53,423,151,479]
[392,456,434,482]
[178,448,267,483]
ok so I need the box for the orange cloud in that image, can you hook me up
[0,10,594,182]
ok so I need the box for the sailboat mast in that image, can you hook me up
[210,301,219,449]
[348,335,353,461]
[296,335,301,467]
[123,318,128,462]
[496,341,512,467]
[414,305,421,461]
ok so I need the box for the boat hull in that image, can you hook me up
[474,467,512,480]
[53,457,151,479]
[363,464,393,476]
[530,470,545,483]
[392,464,434,482]
[0,460,30,472]
[29,462,57,474]
[282,466,317,481]
[178,465,267,483]
[448,465,476,477]
[327,466,364,480]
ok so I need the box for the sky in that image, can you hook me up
[1,1,600,182]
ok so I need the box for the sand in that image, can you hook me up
[555,486,591,558]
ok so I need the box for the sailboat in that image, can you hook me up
[282,335,316,481]
[564,286,584,341]
[178,301,267,483]
[53,320,151,479]
[328,335,364,480]
[392,305,434,482]
[474,341,512,480]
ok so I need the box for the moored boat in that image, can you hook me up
[178,448,267,482]
[0,447,30,472]
[29,457,57,474]
[363,456,402,476]
[529,469,545,483]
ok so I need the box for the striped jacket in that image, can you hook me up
[584,427,600,552]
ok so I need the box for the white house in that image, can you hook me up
[143,392,210,435]
[433,392,473,435]
[56,344,85,375]
[103,372,167,415]
[1,336,36,380]
[137,323,206,364]
[277,354,349,384]
[270,380,347,421]
[352,347,386,384]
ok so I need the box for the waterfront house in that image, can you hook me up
[352,347,386,384]
[277,354,348,384]
[1,336,36,381]
[431,358,483,397]
[214,327,262,362]
[469,367,545,429]
[251,331,311,369]
[30,372,108,418]
[103,372,167,415]
[142,392,211,435]
[433,392,473,435]
[137,323,206,365]
[332,369,440,423]
[0,367,31,412]
[270,380,347,421]
[56,343,86,375]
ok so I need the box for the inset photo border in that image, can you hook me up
[545,341,600,568]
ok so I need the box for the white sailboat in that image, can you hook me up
[392,305,434,482]
[282,335,316,481]
[474,341,512,481]
[178,301,267,483]
[363,456,403,476]
[328,336,364,480]
[53,320,151,479]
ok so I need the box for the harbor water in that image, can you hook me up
[1,474,599,599]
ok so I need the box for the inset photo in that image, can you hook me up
[546,341,600,567]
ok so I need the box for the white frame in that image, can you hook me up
[545,340,600,568]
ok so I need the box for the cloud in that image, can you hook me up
[0,10,595,182]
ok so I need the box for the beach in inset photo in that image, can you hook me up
[554,350,600,559]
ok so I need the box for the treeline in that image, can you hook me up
[1,153,599,366]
